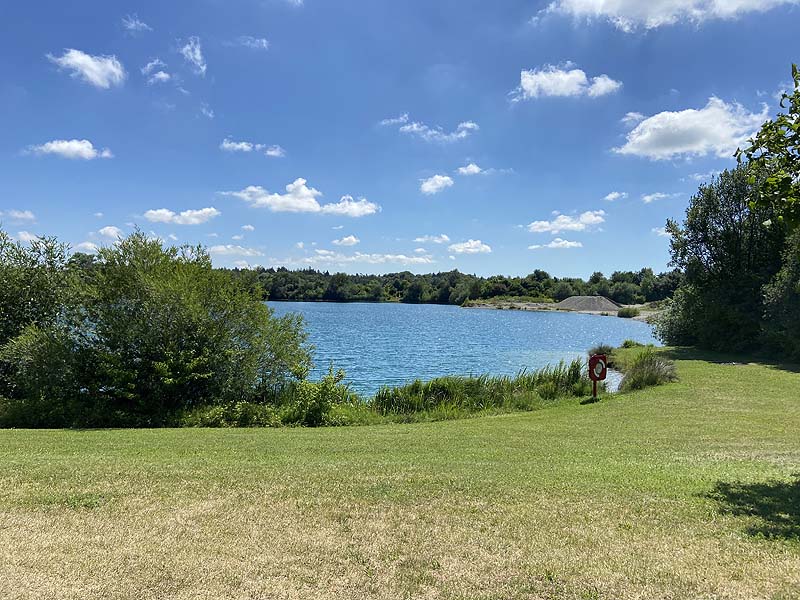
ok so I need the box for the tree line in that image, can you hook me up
[229,266,683,306]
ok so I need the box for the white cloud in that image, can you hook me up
[122,14,151,32]
[621,112,646,127]
[232,234,244,241]
[47,49,126,89]
[98,226,123,240]
[321,195,380,217]
[380,113,409,126]
[529,238,583,250]
[604,191,628,202]
[414,234,450,244]
[74,241,99,253]
[209,245,264,257]
[457,163,483,175]
[652,227,670,237]
[615,97,769,160]
[295,242,305,249]
[142,58,166,75]
[528,210,606,234]
[143,207,221,225]
[332,235,360,246]
[544,0,800,31]
[242,224,255,231]
[28,139,113,160]
[298,249,433,266]
[200,103,214,119]
[399,120,479,143]
[448,239,492,254]
[642,192,680,204]
[16,231,38,243]
[0,209,36,223]
[222,179,380,217]
[414,248,427,253]
[420,174,454,195]
[686,170,720,182]
[93,212,104,218]
[220,138,286,157]
[147,71,171,85]
[180,37,206,76]
[234,36,270,50]
[511,64,621,100]
[264,145,286,157]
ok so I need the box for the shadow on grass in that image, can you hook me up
[659,346,800,374]
[707,477,800,541]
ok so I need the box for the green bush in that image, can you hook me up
[281,366,357,426]
[588,343,614,356]
[180,402,280,428]
[619,348,678,392]
[617,307,640,318]
[621,339,645,349]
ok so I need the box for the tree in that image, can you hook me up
[656,165,786,350]
[737,64,800,226]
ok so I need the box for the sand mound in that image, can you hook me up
[556,296,621,312]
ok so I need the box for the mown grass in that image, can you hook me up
[0,348,798,599]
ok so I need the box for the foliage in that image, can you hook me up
[737,64,800,227]
[238,266,681,307]
[0,231,312,427]
[617,307,640,318]
[657,165,787,352]
[280,365,357,426]
[373,359,589,415]
[180,402,280,428]
[619,348,678,392]
[588,343,614,356]
[761,229,800,360]
[620,339,645,349]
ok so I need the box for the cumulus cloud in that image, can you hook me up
[28,139,113,160]
[209,245,264,257]
[74,241,99,253]
[420,174,454,195]
[98,226,123,240]
[511,64,621,101]
[642,192,680,204]
[398,119,479,143]
[180,37,206,76]
[147,71,171,85]
[544,0,800,31]
[527,210,606,234]
[0,209,36,223]
[448,239,492,254]
[321,196,380,217]
[122,14,152,32]
[457,163,483,175]
[242,224,255,231]
[47,49,126,89]
[332,235,360,246]
[16,231,38,243]
[621,112,646,127]
[414,234,450,244]
[604,191,628,201]
[200,103,214,119]
[143,207,221,225]
[529,238,583,250]
[652,227,670,237]
[223,179,380,217]
[220,138,286,158]
[615,97,769,160]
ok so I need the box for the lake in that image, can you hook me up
[268,302,660,395]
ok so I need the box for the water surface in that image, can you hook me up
[268,302,659,395]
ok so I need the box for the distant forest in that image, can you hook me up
[226,267,684,306]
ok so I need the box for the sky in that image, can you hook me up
[1,0,799,278]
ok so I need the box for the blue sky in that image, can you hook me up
[1,0,798,277]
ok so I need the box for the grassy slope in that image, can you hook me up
[0,350,798,600]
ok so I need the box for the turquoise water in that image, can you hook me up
[268,302,660,395]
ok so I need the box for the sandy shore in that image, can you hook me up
[463,301,659,323]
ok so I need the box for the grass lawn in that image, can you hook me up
[1,348,798,599]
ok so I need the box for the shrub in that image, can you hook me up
[619,348,678,392]
[588,343,614,356]
[281,366,357,426]
[180,402,280,428]
[621,339,645,349]
[617,307,640,318]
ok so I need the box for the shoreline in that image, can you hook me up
[463,301,659,323]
